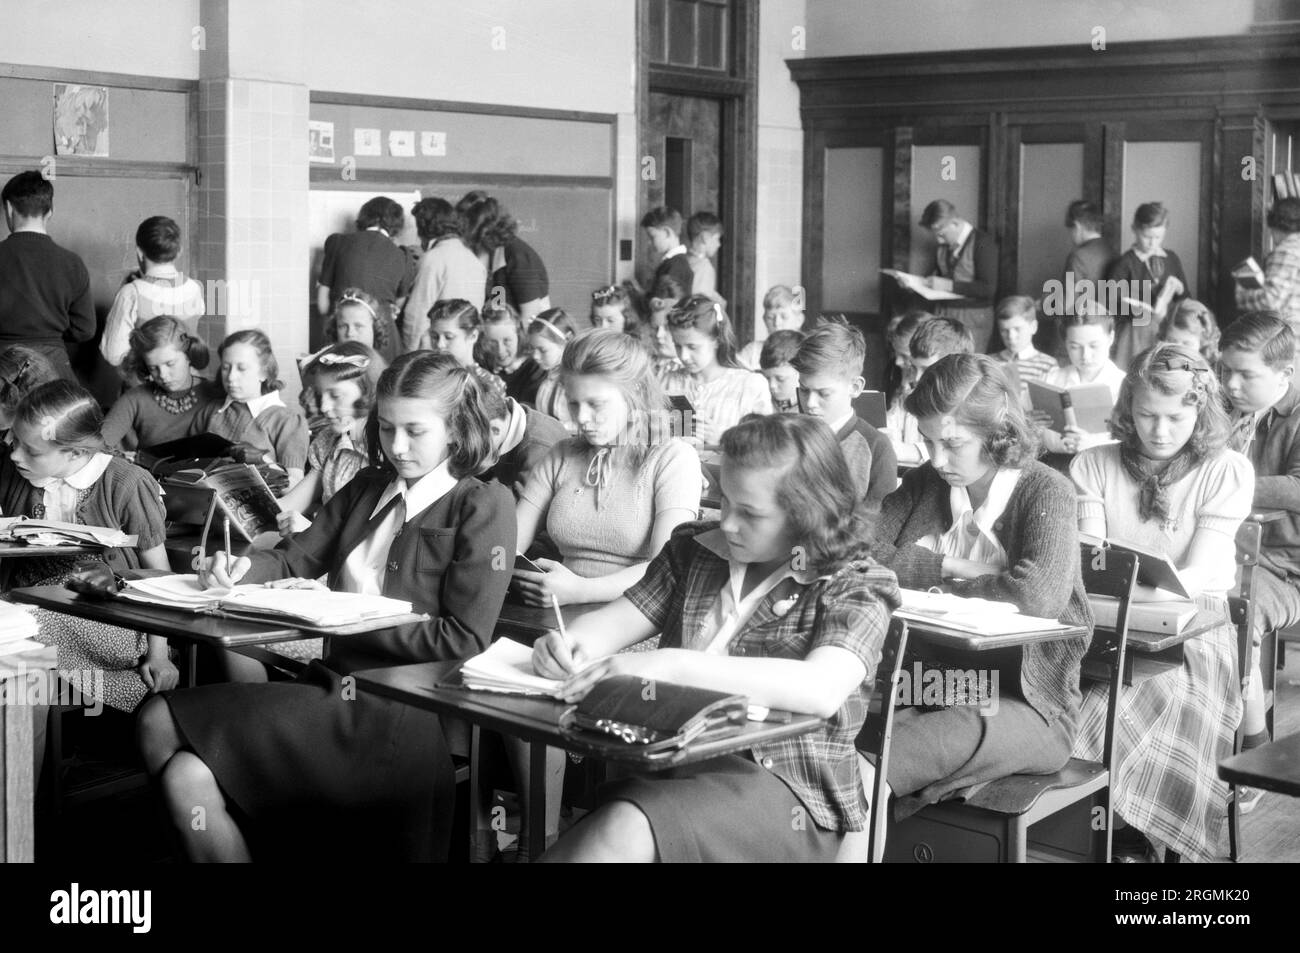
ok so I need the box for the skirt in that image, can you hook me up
[1070,601,1240,862]
[597,754,844,863]
[30,606,150,714]
[162,658,457,861]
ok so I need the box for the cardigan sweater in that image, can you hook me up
[242,467,515,671]
[871,458,1093,725]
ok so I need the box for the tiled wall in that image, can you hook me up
[198,77,311,401]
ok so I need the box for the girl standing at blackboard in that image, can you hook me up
[458,191,551,320]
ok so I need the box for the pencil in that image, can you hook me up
[223,516,232,561]
[550,593,568,643]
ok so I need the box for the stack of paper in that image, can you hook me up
[895,588,1070,636]
[0,517,136,547]
[120,574,415,626]
[460,638,566,696]
[0,602,42,658]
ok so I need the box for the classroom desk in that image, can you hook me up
[903,618,1090,653]
[9,585,314,684]
[354,659,824,862]
[1091,609,1223,686]
[0,643,56,863]
[494,598,605,643]
[0,541,101,559]
[1218,732,1300,798]
[162,528,259,574]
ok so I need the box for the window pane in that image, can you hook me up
[668,0,696,66]
[648,0,667,64]
[697,2,726,70]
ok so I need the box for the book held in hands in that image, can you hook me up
[1027,379,1114,435]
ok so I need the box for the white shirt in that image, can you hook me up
[916,467,1022,569]
[662,244,688,260]
[217,390,286,418]
[497,398,528,458]
[694,529,819,655]
[30,452,113,523]
[827,410,854,435]
[339,461,458,596]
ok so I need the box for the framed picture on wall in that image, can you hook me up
[309,120,335,164]
[53,83,109,157]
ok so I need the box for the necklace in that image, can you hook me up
[153,383,199,415]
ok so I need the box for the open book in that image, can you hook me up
[199,464,282,541]
[881,269,965,301]
[1027,379,1114,434]
[0,516,135,548]
[1080,535,1190,597]
[894,588,1071,636]
[118,574,423,629]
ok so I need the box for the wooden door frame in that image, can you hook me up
[637,0,759,340]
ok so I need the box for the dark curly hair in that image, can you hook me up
[904,353,1040,467]
[1110,342,1229,459]
[719,413,873,573]
[456,192,518,255]
[355,196,404,236]
[666,294,742,368]
[411,197,463,244]
[124,315,210,383]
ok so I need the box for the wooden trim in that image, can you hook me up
[309,168,614,190]
[0,62,197,92]
[309,90,615,126]
[800,126,824,315]
[1001,122,1023,298]
[645,66,747,98]
[0,156,195,179]
[1101,122,1126,244]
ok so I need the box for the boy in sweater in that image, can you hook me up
[993,295,1058,407]
[792,321,897,515]
[0,171,95,381]
[1221,312,1300,809]
[641,206,694,296]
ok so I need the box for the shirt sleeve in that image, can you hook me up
[517,440,568,512]
[653,440,703,517]
[742,371,773,416]
[100,284,137,366]
[118,465,168,552]
[1238,244,1300,313]
[101,390,140,451]
[260,406,309,472]
[809,567,900,677]
[401,252,440,351]
[951,231,998,301]
[622,531,687,632]
[66,257,97,344]
[1195,450,1255,536]
[319,233,339,290]
[1068,446,1109,530]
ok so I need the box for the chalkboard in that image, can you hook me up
[310,182,614,349]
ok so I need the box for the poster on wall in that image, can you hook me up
[53,84,109,157]
[420,131,446,157]
[308,120,335,164]
[388,130,415,157]
[354,128,381,157]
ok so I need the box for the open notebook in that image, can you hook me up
[118,574,422,630]
[0,601,41,658]
[894,588,1072,636]
[0,517,135,548]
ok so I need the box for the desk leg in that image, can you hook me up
[1,674,38,862]
[527,742,547,863]
[184,644,197,688]
[467,724,489,863]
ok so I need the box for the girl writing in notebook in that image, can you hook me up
[870,353,1092,815]
[1069,343,1252,862]
[102,316,219,452]
[137,352,516,862]
[663,295,772,446]
[533,414,900,862]
[191,329,308,488]
[0,380,177,713]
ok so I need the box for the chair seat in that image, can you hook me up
[964,759,1106,815]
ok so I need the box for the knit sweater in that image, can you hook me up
[871,459,1093,725]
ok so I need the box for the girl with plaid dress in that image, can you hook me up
[1070,343,1253,861]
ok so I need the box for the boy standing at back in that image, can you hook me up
[993,295,1059,407]
[0,171,95,381]
[792,322,898,515]
[1221,312,1300,811]
[641,206,695,297]
[685,211,723,302]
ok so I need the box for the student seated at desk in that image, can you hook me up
[791,320,897,515]
[479,383,568,500]
[137,352,515,862]
[892,316,974,465]
[535,414,900,862]
[0,381,178,713]
[1070,343,1251,862]
[1222,313,1300,813]
[869,354,1092,816]
[1035,305,1125,457]
[102,316,220,453]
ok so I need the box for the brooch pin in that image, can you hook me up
[772,594,800,617]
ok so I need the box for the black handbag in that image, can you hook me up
[560,675,747,754]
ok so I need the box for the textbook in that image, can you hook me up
[1232,257,1265,290]
[851,390,888,429]
[894,588,1071,636]
[198,463,282,542]
[1080,535,1190,597]
[1026,379,1114,434]
[1088,594,1198,635]
[118,574,422,629]
[668,394,697,439]
[0,516,136,548]
[881,269,964,301]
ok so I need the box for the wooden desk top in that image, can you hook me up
[9,585,310,647]
[355,660,823,770]
[495,598,606,642]
[0,541,101,558]
[906,620,1091,652]
[1122,609,1222,654]
[1219,733,1300,797]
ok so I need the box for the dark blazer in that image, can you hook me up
[871,459,1092,726]
[1249,382,1300,579]
[242,467,516,671]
